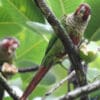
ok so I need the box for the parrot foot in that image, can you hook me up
[1,62,18,74]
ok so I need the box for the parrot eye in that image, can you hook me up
[74,3,91,21]
[80,6,86,14]
[82,5,91,21]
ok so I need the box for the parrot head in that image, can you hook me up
[74,3,91,22]
[1,37,19,55]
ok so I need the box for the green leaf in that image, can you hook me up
[90,90,100,99]
[40,72,56,85]
[14,28,49,90]
[0,0,45,36]
[90,28,100,41]
[0,23,22,35]
[1,0,28,23]
[4,97,11,100]
[16,29,49,64]
[50,65,67,96]
[46,0,83,18]
[87,68,100,82]
[89,53,100,69]
[84,0,100,40]
[9,0,44,22]
[29,86,47,99]
[26,21,54,35]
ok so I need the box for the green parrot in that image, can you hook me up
[20,3,91,100]
[0,37,19,100]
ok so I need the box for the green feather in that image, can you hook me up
[41,34,64,67]
[45,34,58,55]
[41,15,68,67]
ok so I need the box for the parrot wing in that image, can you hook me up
[45,14,67,55]
[45,15,67,55]
[45,34,58,55]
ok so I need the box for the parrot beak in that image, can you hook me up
[79,13,84,17]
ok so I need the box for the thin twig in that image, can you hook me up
[18,66,39,73]
[0,66,39,73]
[0,65,39,100]
[45,71,75,96]
[60,80,100,100]
[0,74,19,100]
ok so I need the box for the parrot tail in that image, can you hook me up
[20,66,51,100]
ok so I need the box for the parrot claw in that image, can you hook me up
[1,62,18,74]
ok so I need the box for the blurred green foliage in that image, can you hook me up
[0,0,99,100]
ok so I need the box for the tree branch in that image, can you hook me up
[60,80,100,100]
[0,74,19,100]
[0,65,39,73]
[0,65,39,100]
[34,0,88,99]
[18,66,39,73]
